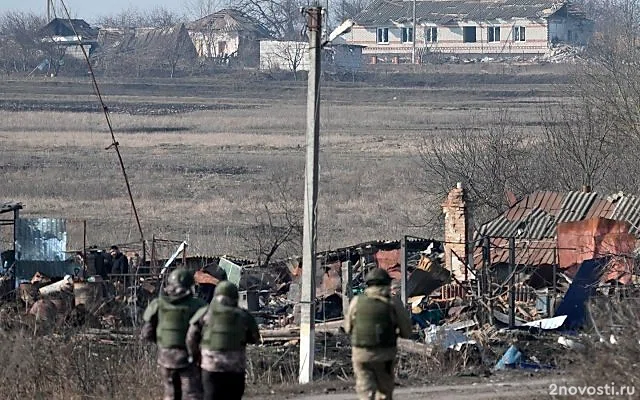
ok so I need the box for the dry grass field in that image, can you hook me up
[0,64,570,258]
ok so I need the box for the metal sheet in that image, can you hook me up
[218,257,242,286]
[14,218,78,281]
[16,218,67,262]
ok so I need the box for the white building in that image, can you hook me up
[260,39,363,73]
[186,9,271,67]
[343,0,593,61]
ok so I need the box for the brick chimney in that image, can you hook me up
[442,183,470,281]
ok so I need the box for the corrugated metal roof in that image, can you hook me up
[474,237,556,266]
[354,0,576,26]
[476,190,640,267]
[555,191,598,224]
[610,195,640,235]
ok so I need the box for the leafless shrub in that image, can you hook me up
[240,172,303,267]
[575,296,640,396]
[419,110,550,226]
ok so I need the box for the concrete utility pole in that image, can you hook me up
[411,0,417,64]
[299,5,322,385]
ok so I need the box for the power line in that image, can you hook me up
[58,0,145,249]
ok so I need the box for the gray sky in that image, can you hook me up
[0,0,188,23]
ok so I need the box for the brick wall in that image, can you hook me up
[442,183,468,281]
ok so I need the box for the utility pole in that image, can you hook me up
[411,0,417,64]
[508,237,516,329]
[299,5,322,385]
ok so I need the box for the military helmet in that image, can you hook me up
[365,268,392,286]
[167,268,194,289]
[214,280,239,301]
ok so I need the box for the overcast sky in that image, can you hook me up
[0,0,188,23]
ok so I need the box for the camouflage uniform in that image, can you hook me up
[187,281,260,400]
[344,269,413,400]
[141,272,206,400]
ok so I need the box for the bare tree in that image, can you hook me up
[183,0,230,19]
[241,174,302,267]
[576,0,640,139]
[540,99,621,190]
[231,0,305,39]
[266,40,307,79]
[0,12,46,73]
[0,11,71,76]
[95,7,184,28]
[332,0,371,26]
[419,110,550,225]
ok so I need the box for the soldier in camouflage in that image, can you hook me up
[141,268,207,400]
[344,268,413,400]
[186,281,260,400]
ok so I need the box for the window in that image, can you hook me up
[463,26,477,43]
[377,27,389,44]
[567,29,573,41]
[487,26,500,42]
[513,26,526,41]
[401,27,413,43]
[425,27,438,43]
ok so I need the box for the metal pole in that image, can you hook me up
[483,236,493,324]
[412,0,417,64]
[552,246,557,316]
[341,260,352,318]
[83,220,87,278]
[508,237,516,329]
[299,6,322,385]
[182,243,187,268]
[151,235,156,274]
[47,0,51,22]
[400,236,407,306]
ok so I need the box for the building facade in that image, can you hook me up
[343,0,593,61]
[186,9,271,67]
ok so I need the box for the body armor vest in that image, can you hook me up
[201,302,246,351]
[156,296,202,349]
[351,294,396,348]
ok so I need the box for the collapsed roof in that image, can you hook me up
[94,24,197,61]
[186,8,271,38]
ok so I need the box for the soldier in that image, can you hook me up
[141,268,207,400]
[187,281,260,400]
[344,268,413,400]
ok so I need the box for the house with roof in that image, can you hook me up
[440,184,640,323]
[93,24,197,77]
[441,185,640,288]
[39,18,98,60]
[186,8,271,67]
[343,0,593,61]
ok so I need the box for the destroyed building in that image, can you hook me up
[343,0,594,62]
[38,18,98,60]
[186,8,271,67]
[438,185,640,324]
[93,24,197,77]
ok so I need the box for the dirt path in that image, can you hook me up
[291,377,564,400]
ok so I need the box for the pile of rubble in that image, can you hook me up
[534,44,586,63]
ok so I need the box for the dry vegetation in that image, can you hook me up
[0,64,568,258]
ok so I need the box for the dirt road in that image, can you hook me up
[291,377,563,400]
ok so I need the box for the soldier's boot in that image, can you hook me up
[160,367,182,400]
[180,365,203,400]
